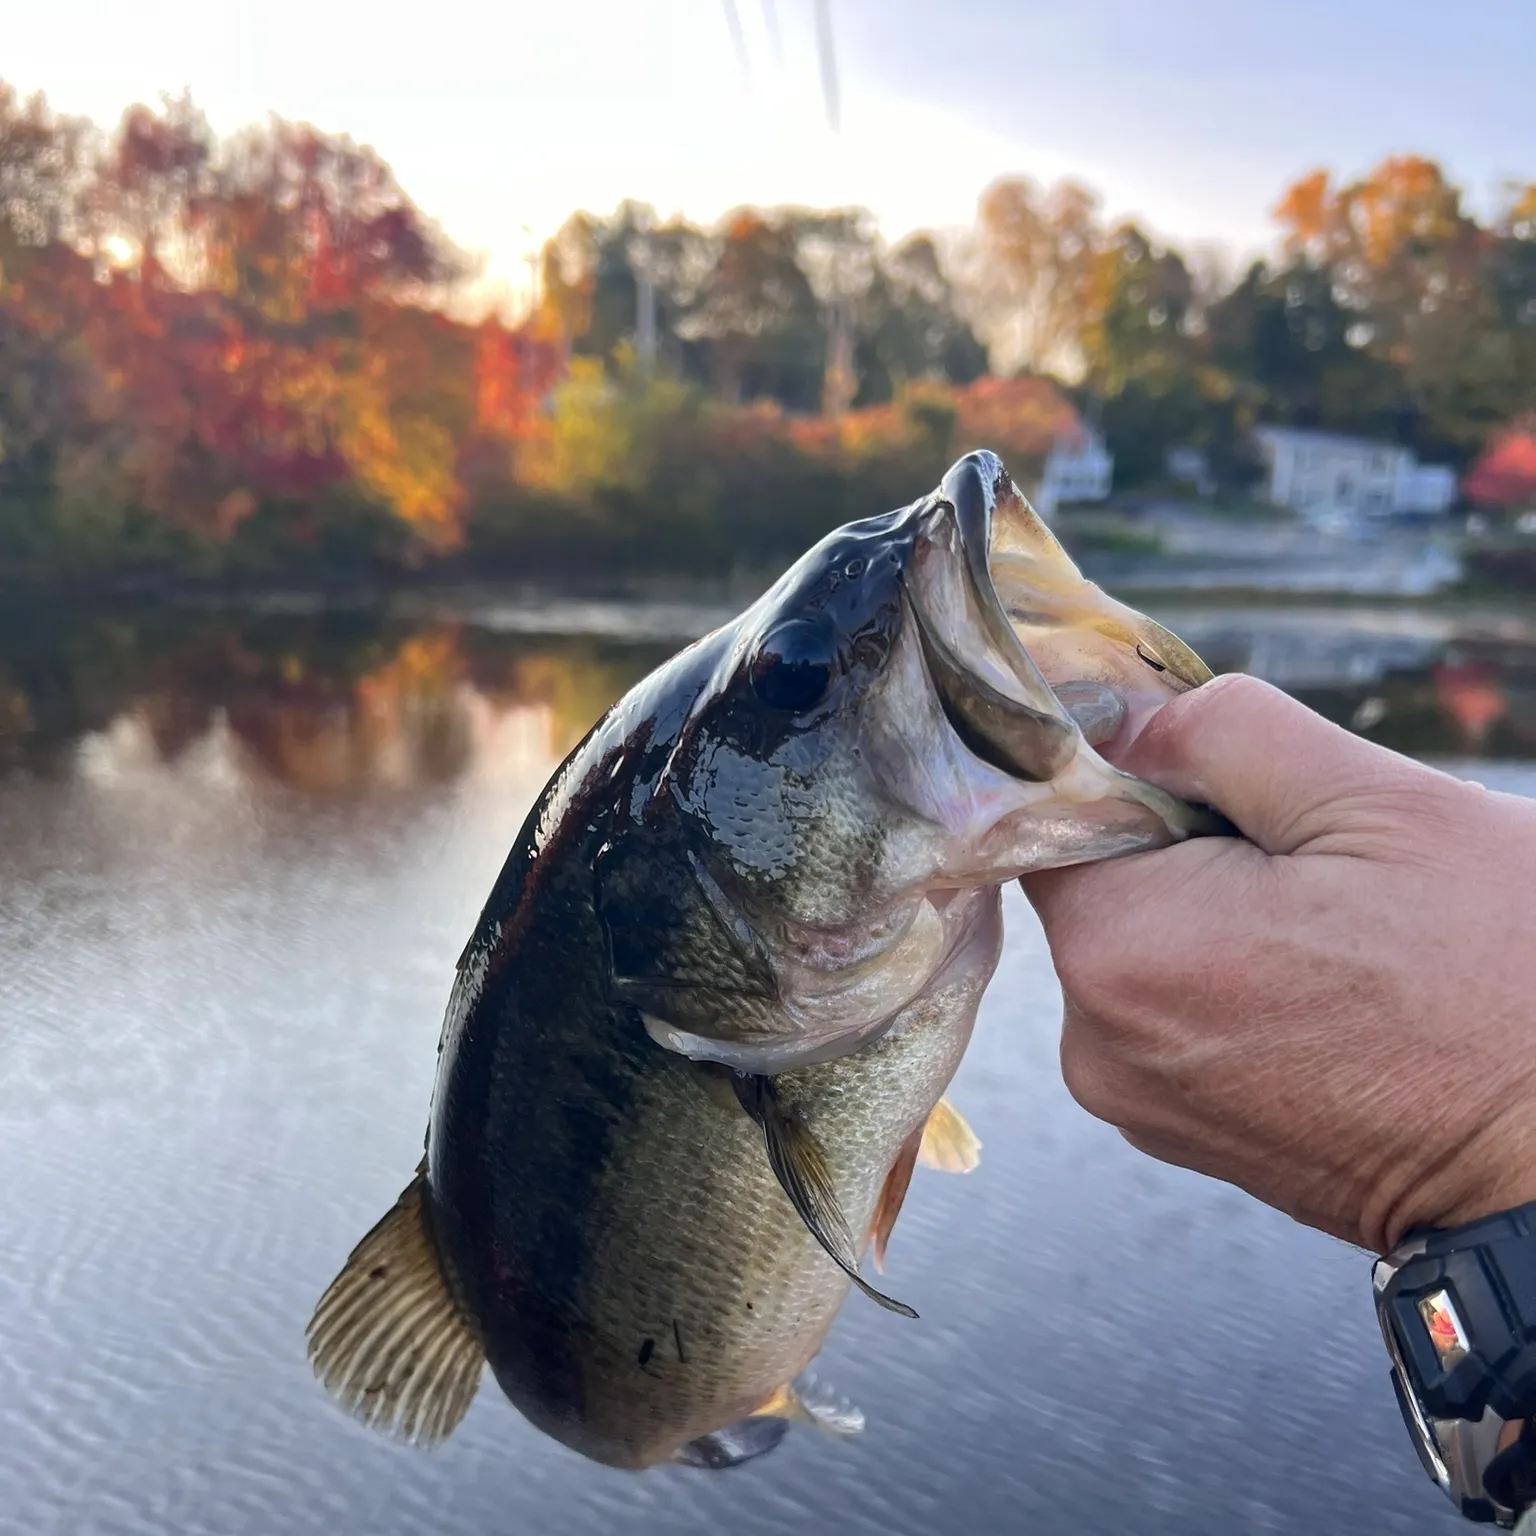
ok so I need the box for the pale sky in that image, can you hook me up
[7,0,1532,311]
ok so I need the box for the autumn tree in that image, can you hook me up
[96,93,215,280]
[965,177,1102,377]
[1082,222,1195,394]
[0,83,93,260]
[198,117,463,320]
[1273,157,1527,458]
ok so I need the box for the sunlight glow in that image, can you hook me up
[1,0,1260,310]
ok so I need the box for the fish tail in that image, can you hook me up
[305,1162,484,1446]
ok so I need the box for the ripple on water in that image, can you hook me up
[4,741,1526,1535]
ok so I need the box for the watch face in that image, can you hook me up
[1418,1289,1471,1372]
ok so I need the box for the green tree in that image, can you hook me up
[1205,258,1399,436]
[685,210,825,408]
[853,234,987,406]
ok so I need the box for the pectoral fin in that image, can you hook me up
[918,1096,982,1174]
[734,1073,918,1319]
[868,1127,922,1273]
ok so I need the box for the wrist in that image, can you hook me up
[1381,1106,1536,1256]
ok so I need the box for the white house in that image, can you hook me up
[1166,445,1215,496]
[1035,427,1114,517]
[1395,461,1458,515]
[1254,427,1457,521]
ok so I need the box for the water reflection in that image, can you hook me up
[0,606,669,787]
[3,597,1536,784]
[1158,605,1536,760]
[1,594,1527,1536]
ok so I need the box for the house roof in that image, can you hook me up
[1254,425,1409,456]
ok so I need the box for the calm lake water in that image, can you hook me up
[2,593,1534,1536]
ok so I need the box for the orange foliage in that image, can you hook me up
[950,376,1083,462]
[1276,156,1470,271]
[778,376,1078,470]
[1273,170,1332,255]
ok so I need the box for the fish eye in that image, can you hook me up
[750,618,837,712]
[1136,643,1168,674]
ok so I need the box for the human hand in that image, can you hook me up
[1022,673,1536,1255]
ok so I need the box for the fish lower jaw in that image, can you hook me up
[941,741,1221,880]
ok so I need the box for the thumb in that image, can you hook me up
[1111,673,1437,856]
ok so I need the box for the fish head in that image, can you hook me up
[612,450,1228,1074]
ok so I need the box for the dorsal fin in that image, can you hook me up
[918,1096,982,1174]
[306,1166,484,1445]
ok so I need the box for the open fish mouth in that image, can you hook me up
[903,451,1233,842]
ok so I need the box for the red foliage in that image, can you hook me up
[1432,663,1507,742]
[473,319,563,442]
[0,92,564,548]
[1463,426,1536,510]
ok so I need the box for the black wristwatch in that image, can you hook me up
[1375,1201,1536,1526]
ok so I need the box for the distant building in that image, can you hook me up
[1463,427,1536,513]
[1166,446,1215,496]
[1035,426,1114,516]
[1254,426,1457,521]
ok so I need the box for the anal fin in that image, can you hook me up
[868,1127,922,1274]
[675,1415,790,1470]
[306,1164,483,1445]
[919,1096,981,1174]
[734,1073,918,1319]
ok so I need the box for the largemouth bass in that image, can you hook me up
[307,450,1225,1470]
